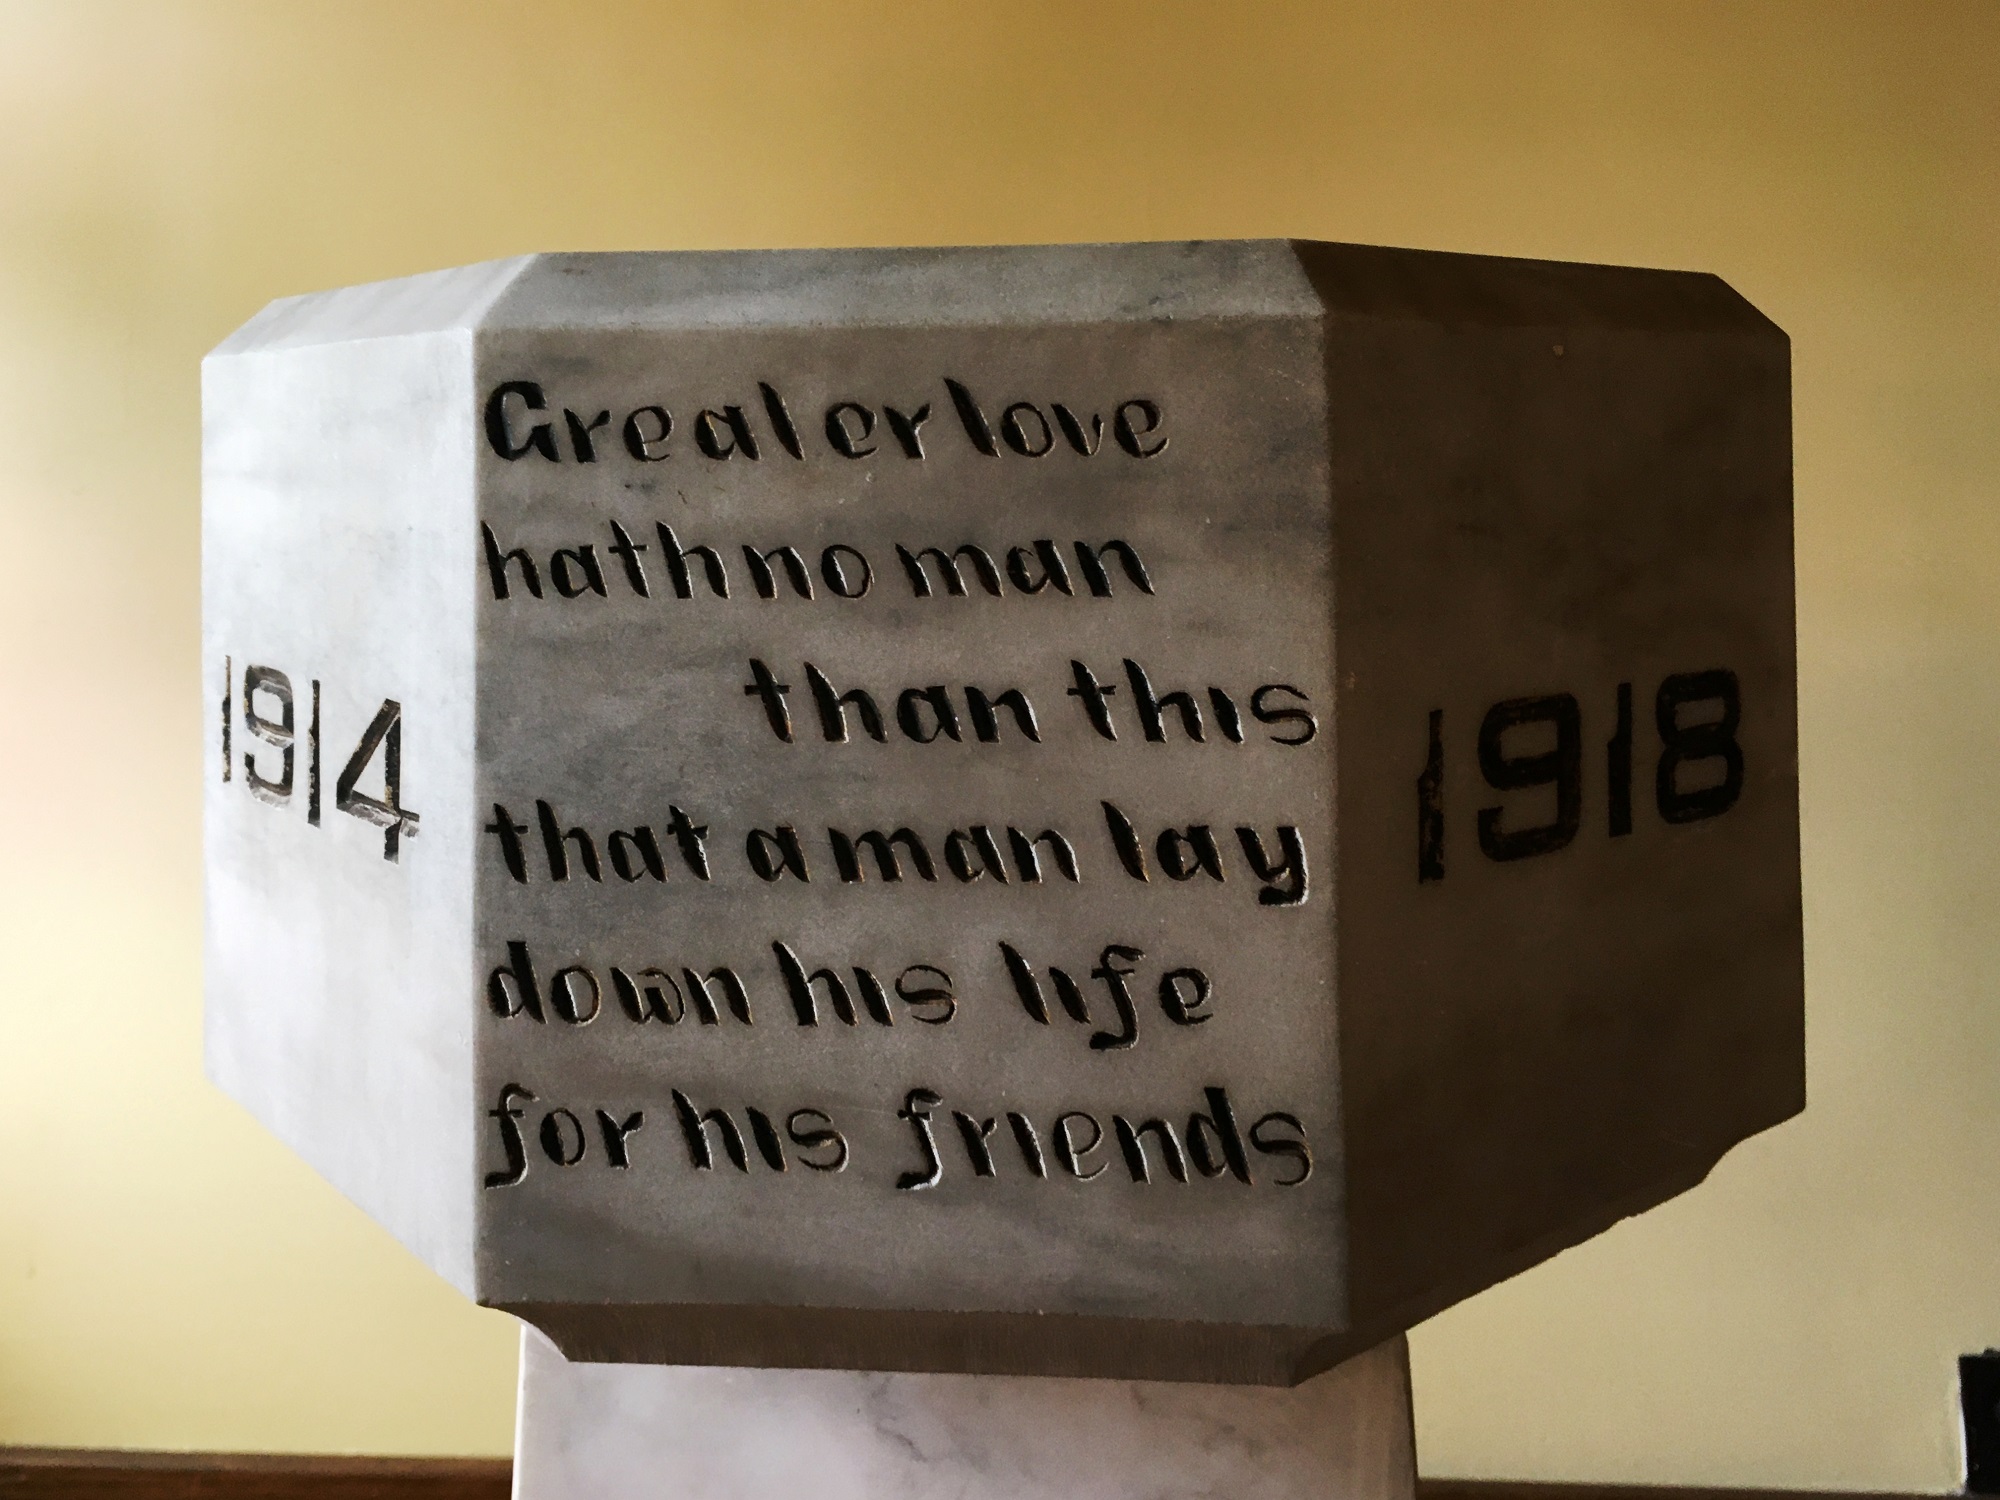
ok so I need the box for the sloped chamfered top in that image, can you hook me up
[208,241,1779,360]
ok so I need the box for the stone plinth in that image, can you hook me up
[512,1327,1415,1500]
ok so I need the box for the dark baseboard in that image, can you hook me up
[0,1451,1948,1499]
[0,1450,512,1499]
[1423,1484,1943,1500]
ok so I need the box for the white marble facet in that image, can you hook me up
[512,1325,1416,1500]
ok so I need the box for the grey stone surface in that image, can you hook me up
[203,241,1802,1384]
[511,1326,1415,1500]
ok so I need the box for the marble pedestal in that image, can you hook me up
[512,1327,1417,1500]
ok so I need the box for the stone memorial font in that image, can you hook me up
[203,242,1803,1387]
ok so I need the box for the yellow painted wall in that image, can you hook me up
[1,1,1994,1486]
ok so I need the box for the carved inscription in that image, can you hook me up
[219,657,419,861]
[440,366,1766,1207]
[1417,671,1745,883]
[458,365,1343,1200]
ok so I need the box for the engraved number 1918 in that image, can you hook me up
[1417,669,1743,883]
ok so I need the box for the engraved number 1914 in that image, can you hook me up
[220,656,420,862]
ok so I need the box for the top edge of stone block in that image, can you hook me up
[206,239,1783,357]
[1290,240,1784,339]
[207,254,536,358]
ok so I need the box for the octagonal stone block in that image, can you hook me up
[202,241,1802,1385]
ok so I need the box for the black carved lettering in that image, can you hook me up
[897,1088,944,1190]
[606,520,651,596]
[896,687,962,743]
[666,806,711,878]
[1478,693,1583,861]
[1087,945,1143,1051]
[612,966,684,1023]
[773,940,855,1026]
[744,544,813,600]
[758,383,804,459]
[672,1090,748,1171]
[786,1108,848,1171]
[1158,967,1212,1025]
[1112,398,1167,457]
[596,1109,644,1167]
[745,825,810,882]
[1249,1112,1312,1186]
[656,524,729,599]
[897,543,1001,599]
[1205,688,1243,743]
[694,406,759,460]
[1655,669,1743,823]
[1101,801,1149,880]
[479,525,543,599]
[895,965,956,1024]
[1073,539,1154,597]
[806,664,884,742]
[1418,708,1445,882]
[299,675,319,817]
[1187,1087,1252,1183]
[1005,540,1072,595]
[483,381,557,462]
[746,1107,788,1171]
[999,942,1051,1023]
[824,401,877,458]
[563,408,612,462]
[829,827,936,883]
[1007,827,1078,883]
[1157,825,1224,883]
[1236,824,1308,906]
[999,945,1092,1029]
[965,686,1039,742]
[1124,658,1203,743]
[743,658,794,742]
[858,968,895,1025]
[302,680,318,824]
[607,825,667,881]
[242,665,294,806]
[883,403,930,457]
[485,804,530,882]
[820,544,872,599]
[944,829,1001,883]
[973,826,1009,881]
[548,965,601,1025]
[334,698,418,862]
[943,378,997,456]
[953,1112,999,1176]
[622,405,672,460]
[1115,1116,1187,1183]
[1250,686,1317,745]
[1067,660,1120,740]
[539,1108,587,1166]
[1007,1112,1047,1177]
[1000,402,1054,457]
[681,965,752,1025]
[537,799,602,882]
[549,544,608,599]
[1054,1112,1106,1179]
[1609,681,1634,836]
[303,682,318,822]
[1052,403,1103,455]
[484,1084,533,1187]
[487,941,545,1022]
